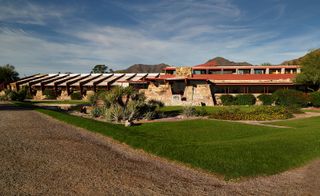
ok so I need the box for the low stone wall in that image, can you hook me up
[33,90,46,100]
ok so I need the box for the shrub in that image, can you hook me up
[210,106,293,121]
[71,91,82,100]
[197,107,208,116]
[8,88,27,101]
[91,107,105,118]
[182,106,197,117]
[43,89,57,99]
[272,89,308,108]
[257,94,273,105]
[105,104,123,122]
[234,94,256,105]
[220,95,235,105]
[310,91,320,107]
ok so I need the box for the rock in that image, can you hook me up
[124,120,133,127]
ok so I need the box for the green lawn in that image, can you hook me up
[28,100,89,105]
[15,102,320,180]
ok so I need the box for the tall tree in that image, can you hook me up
[91,64,108,73]
[295,49,320,91]
[0,64,19,84]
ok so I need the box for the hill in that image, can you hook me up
[206,57,252,66]
[117,63,170,73]
[282,49,320,65]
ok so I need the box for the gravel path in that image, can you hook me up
[1,102,319,195]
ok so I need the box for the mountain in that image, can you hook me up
[282,49,320,65]
[117,63,170,73]
[206,57,252,66]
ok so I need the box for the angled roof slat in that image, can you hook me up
[83,73,113,86]
[96,74,125,86]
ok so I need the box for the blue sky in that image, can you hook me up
[1,0,320,75]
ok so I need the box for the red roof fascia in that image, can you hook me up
[192,65,300,70]
[163,67,176,70]
[188,74,295,81]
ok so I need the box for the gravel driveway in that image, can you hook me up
[0,102,319,195]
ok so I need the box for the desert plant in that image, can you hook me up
[234,94,256,105]
[310,91,320,107]
[91,107,105,118]
[272,89,309,108]
[258,94,273,105]
[220,95,235,105]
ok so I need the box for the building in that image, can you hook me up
[7,61,303,105]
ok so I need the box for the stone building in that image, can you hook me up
[7,61,302,105]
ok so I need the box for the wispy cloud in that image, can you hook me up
[0,0,319,75]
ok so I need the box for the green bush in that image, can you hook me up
[182,106,197,117]
[234,94,256,105]
[8,88,27,101]
[43,89,57,99]
[210,106,293,121]
[258,94,273,105]
[310,91,320,107]
[71,91,82,100]
[272,89,309,108]
[197,107,208,116]
[220,95,235,105]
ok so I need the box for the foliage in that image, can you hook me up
[70,91,82,100]
[261,62,272,66]
[33,106,320,179]
[258,94,273,105]
[91,107,105,118]
[310,91,320,107]
[295,49,320,90]
[97,86,158,123]
[91,64,112,73]
[43,89,57,99]
[0,64,19,84]
[182,106,197,117]
[272,89,309,108]
[234,94,256,105]
[7,88,27,101]
[220,95,235,105]
[210,106,293,121]
[197,106,208,116]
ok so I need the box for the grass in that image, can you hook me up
[14,102,320,180]
[28,100,89,104]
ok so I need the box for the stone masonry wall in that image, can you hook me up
[141,82,214,106]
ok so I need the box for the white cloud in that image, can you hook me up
[0,0,72,25]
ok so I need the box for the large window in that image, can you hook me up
[223,69,236,74]
[208,70,222,74]
[237,69,251,74]
[254,69,265,74]
[193,70,206,74]
[285,69,297,74]
[269,69,281,74]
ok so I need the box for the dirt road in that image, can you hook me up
[0,103,319,195]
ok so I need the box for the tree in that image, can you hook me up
[295,49,320,91]
[0,64,19,84]
[261,62,272,66]
[91,64,108,73]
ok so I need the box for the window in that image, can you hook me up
[254,69,265,74]
[208,70,222,74]
[193,70,206,74]
[269,69,281,74]
[238,69,251,74]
